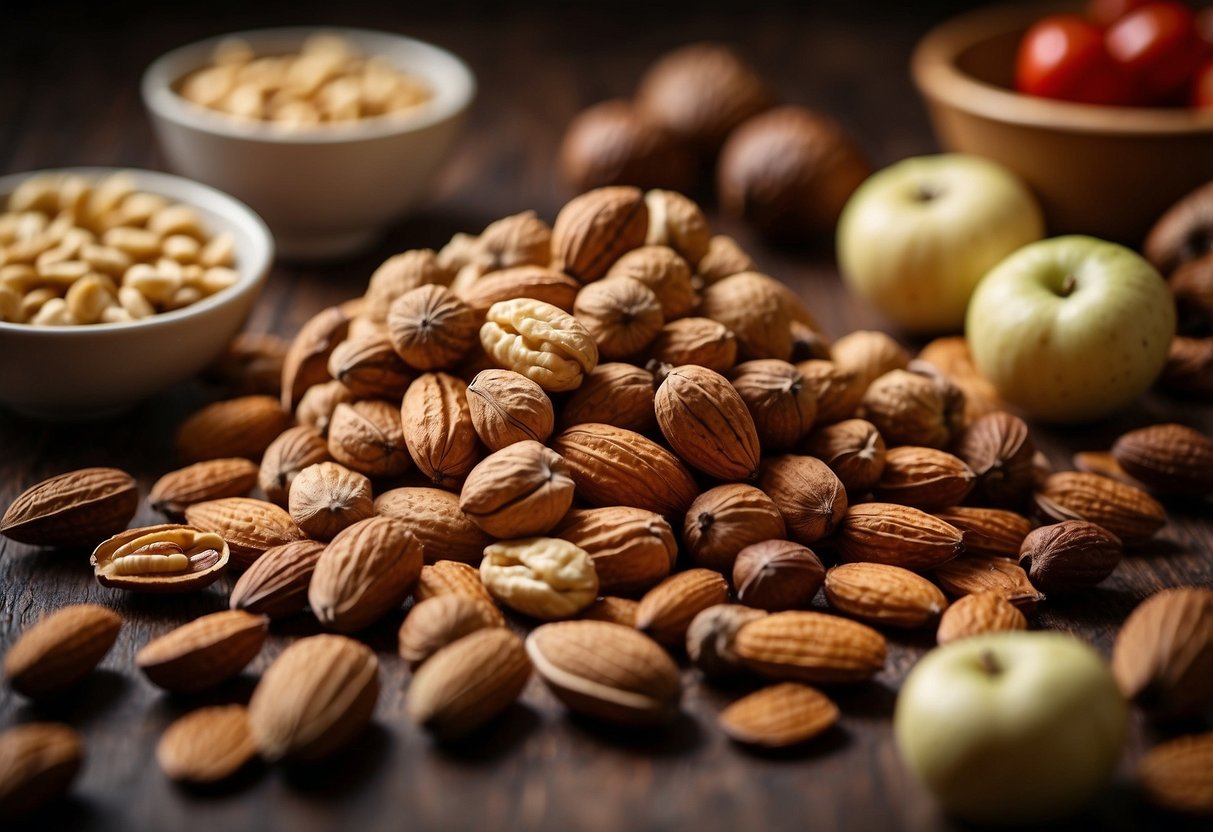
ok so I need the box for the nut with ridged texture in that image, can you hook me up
[327,400,411,478]
[699,272,793,361]
[823,562,947,629]
[326,334,414,400]
[683,484,786,573]
[932,555,1045,612]
[363,248,452,320]
[288,461,373,541]
[733,540,826,612]
[398,594,498,669]
[559,100,694,194]
[796,360,866,424]
[648,317,738,373]
[1136,731,1213,815]
[830,330,910,388]
[0,723,83,819]
[686,604,767,680]
[655,364,761,481]
[1111,587,1213,719]
[804,418,886,495]
[574,276,664,360]
[729,359,817,450]
[696,234,756,286]
[1031,471,1166,545]
[559,362,657,435]
[603,245,695,321]
[550,186,649,284]
[259,424,331,506]
[936,591,1027,645]
[836,503,963,571]
[718,105,871,240]
[459,440,575,539]
[556,506,676,595]
[157,705,256,785]
[860,368,963,449]
[874,446,976,511]
[480,298,599,392]
[636,568,730,647]
[758,455,848,545]
[375,487,492,565]
[401,372,480,488]
[229,539,326,620]
[645,189,711,268]
[4,604,122,698]
[149,457,260,518]
[733,610,888,684]
[1111,423,1213,496]
[480,537,599,621]
[458,266,580,322]
[387,284,477,371]
[933,506,1032,558]
[466,368,554,451]
[308,516,423,633]
[719,683,839,748]
[281,304,351,409]
[1018,520,1122,594]
[952,411,1037,507]
[1,467,138,548]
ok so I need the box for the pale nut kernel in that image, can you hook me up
[480,537,599,620]
[479,298,599,391]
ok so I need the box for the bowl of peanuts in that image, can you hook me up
[142,28,476,261]
[0,167,273,420]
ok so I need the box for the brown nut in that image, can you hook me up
[729,359,817,450]
[1031,471,1166,545]
[1111,587,1213,719]
[655,364,761,481]
[1111,422,1213,496]
[717,105,870,240]
[603,245,694,321]
[550,186,648,283]
[1143,179,1213,275]
[685,603,768,680]
[952,411,1037,507]
[374,486,492,565]
[1,467,138,548]
[758,455,848,545]
[859,369,964,449]
[308,516,423,633]
[327,334,414,400]
[830,330,910,388]
[401,372,479,487]
[936,591,1027,645]
[559,362,657,435]
[644,189,711,268]
[573,276,664,360]
[363,249,452,320]
[175,395,289,464]
[873,446,976,511]
[635,568,731,647]
[796,360,866,424]
[733,540,826,612]
[466,368,554,451]
[458,440,575,539]
[387,284,477,371]
[804,418,886,495]
[682,484,786,573]
[933,506,1032,558]
[258,424,332,506]
[648,317,738,373]
[559,99,694,194]
[288,461,374,541]
[1018,520,1123,594]
[835,503,962,572]
[328,400,411,478]
[699,272,792,361]
[556,506,676,595]
[823,562,947,629]
[695,234,755,286]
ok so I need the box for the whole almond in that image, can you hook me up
[175,395,289,463]
[1,467,137,548]
[1137,731,1213,815]
[398,594,497,668]
[552,423,699,516]
[550,186,648,283]
[401,372,480,487]
[728,359,817,450]
[1032,471,1166,545]
[327,334,414,400]
[655,364,761,481]
[936,591,1028,645]
[375,486,493,564]
[185,497,304,570]
[328,399,412,478]
[157,705,257,784]
[934,506,1032,558]
[1018,520,1122,593]
[1111,587,1213,719]
[836,503,963,571]
[288,462,374,541]
[309,516,423,633]
[734,611,887,683]
[149,457,259,518]
[732,540,826,612]
[466,368,555,451]
[759,455,848,545]
[0,723,83,819]
[648,317,738,372]
[407,628,531,740]
[281,305,350,409]
[459,440,575,538]
[257,424,331,507]
[635,569,730,647]
[1112,423,1213,495]
[683,484,786,573]
[952,411,1037,507]
[823,562,947,629]
[4,604,122,697]
[685,604,767,679]
[796,360,865,424]
[719,683,839,748]
[229,539,326,619]
[874,446,975,511]
[247,634,379,762]
[1073,450,1142,487]
[559,362,657,434]
[932,555,1045,611]
[804,418,886,495]
[556,506,676,594]
[415,560,505,626]
[527,620,681,724]
[136,610,268,693]
[459,267,580,321]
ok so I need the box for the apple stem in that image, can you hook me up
[913,184,941,203]
[1059,274,1076,297]
[979,650,1002,677]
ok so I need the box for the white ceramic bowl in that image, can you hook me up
[0,167,273,420]
[142,27,476,260]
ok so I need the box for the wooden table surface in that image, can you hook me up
[2,2,1211,830]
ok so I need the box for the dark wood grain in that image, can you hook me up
[2,3,1211,831]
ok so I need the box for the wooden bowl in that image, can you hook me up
[912,2,1213,244]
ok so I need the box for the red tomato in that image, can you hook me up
[1194,60,1213,107]
[1088,0,1152,28]
[1106,2,1206,103]
[1198,7,1213,47]
[1017,15,1136,104]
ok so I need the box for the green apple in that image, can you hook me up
[837,154,1044,334]
[966,236,1175,423]
[894,631,1127,826]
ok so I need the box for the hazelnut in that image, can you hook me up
[1018,520,1122,594]
[1144,180,1213,275]
[717,106,871,240]
[732,540,826,611]
[559,100,695,194]
[635,42,776,155]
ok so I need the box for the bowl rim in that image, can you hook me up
[0,166,273,336]
[141,26,477,145]
[911,1,1213,136]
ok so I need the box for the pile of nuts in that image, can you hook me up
[1,185,1212,817]
[560,43,872,240]
[177,34,432,128]
[0,172,238,325]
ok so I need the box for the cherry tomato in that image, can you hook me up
[1193,60,1213,107]
[1106,2,1206,103]
[1017,15,1136,104]
[1088,0,1152,28]
[1198,7,1213,48]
